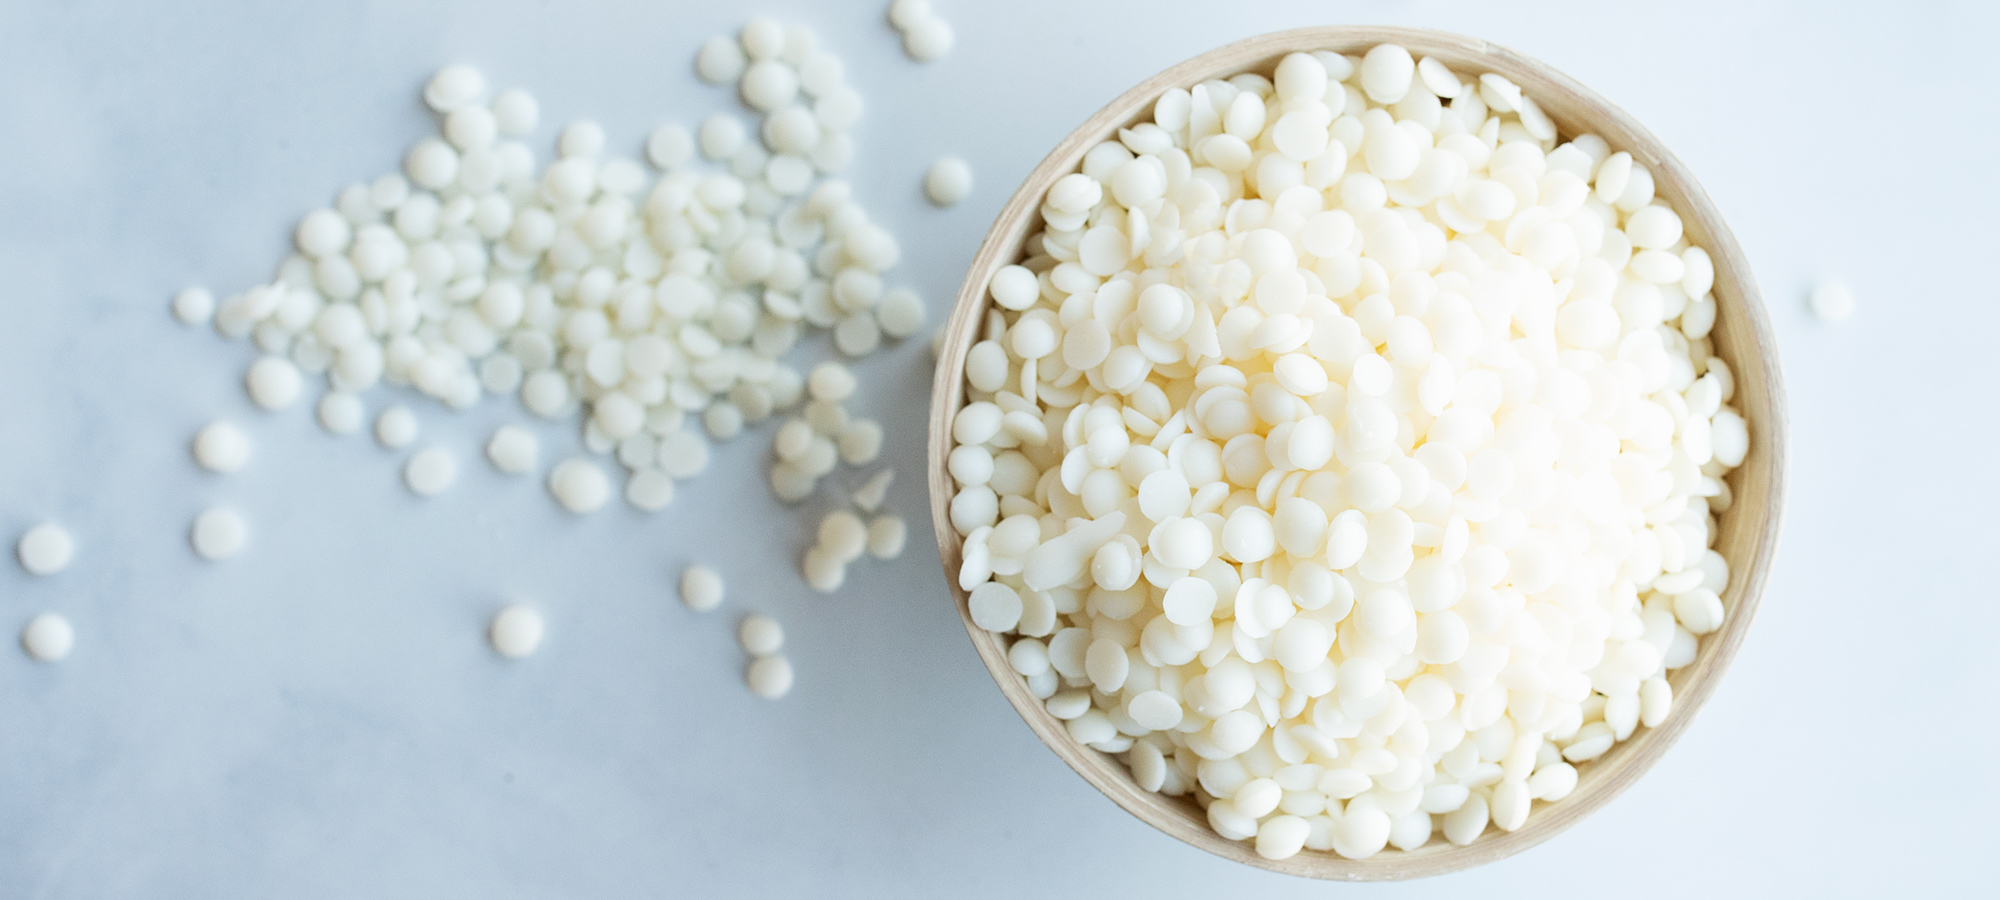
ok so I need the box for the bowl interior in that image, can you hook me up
[926,25,1785,880]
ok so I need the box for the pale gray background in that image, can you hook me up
[0,0,1992,897]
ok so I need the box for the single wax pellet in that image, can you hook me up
[658,429,710,479]
[558,119,605,159]
[1529,762,1579,802]
[739,16,786,60]
[681,565,725,612]
[1416,56,1462,99]
[887,0,931,29]
[739,61,800,112]
[988,265,1039,310]
[1360,43,1415,104]
[968,582,1023,632]
[489,604,543,659]
[1256,815,1311,861]
[172,286,215,325]
[699,114,746,161]
[746,654,794,699]
[924,157,972,207]
[491,89,539,136]
[1491,779,1531,831]
[853,468,895,512]
[838,420,883,465]
[404,447,458,496]
[774,419,814,461]
[695,36,748,85]
[703,402,745,439]
[1479,72,1523,113]
[245,357,302,410]
[375,406,418,449]
[445,106,497,150]
[738,614,784,656]
[190,508,247,560]
[807,361,857,401]
[317,393,363,435]
[866,515,907,559]
[625,469,675,512]
[1809,278,1855,322]
[193,420,251,473]
[818,510,868,562]
[801,546,846,593]
[876,289,926,338]
[17,523,74,576]
[294,209,351,258]
[833,314,882,356]
[424,64,486,113]
[1640,676,1674,727]
[404,139,459,189]
[902,16,953,62]
[646,123,694,169]
[20,612,73,662]
[485,425,538,474]
[548,458,609,513]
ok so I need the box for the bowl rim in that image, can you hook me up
[926,24,1786,880]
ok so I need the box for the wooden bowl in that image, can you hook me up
[926,25,1785,880]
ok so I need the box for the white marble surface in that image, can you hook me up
[0,1,1992,896]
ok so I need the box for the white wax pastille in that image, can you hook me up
[21,612,74,662]
[190,508,247,560]
[16,523,75,576]
[738,614,784,656]
[375,406,418,449]
[485,425,538,473]
[548,458,609,513]
[1809,278,1856,322]
[489,604,544,659]
[172,286,214,324]
[924,157,972,207]
[244,357,302,410]
[681,565,725,612]
[901,15,953,62]
[404,447,458,496]
[193,420,251,472]
[317,393,363,435]
[746,654,794,699]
